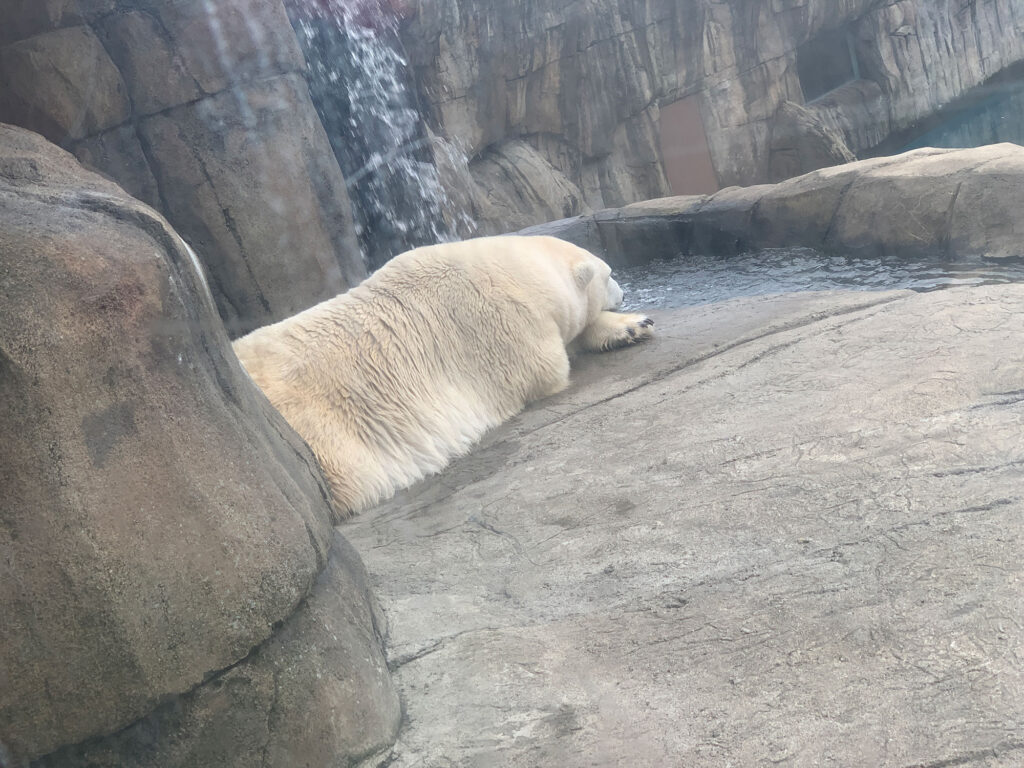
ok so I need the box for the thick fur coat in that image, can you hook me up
[232,235,653,518]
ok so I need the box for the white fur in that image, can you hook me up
[232,235,652,519]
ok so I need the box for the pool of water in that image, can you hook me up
[901,76,1024,152]
[615,248,1024,311]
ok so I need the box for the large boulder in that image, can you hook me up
[0,0,366,337]
[468,140,592,234]
[767,100,855,182]
[0,124,398,765]
[33,533,401,768]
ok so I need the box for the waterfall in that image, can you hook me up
[285,0,472,270]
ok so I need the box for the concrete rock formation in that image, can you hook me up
[0,124,399,767]
[768,100,856,183]
[524,143,1024,266]
[0,0,365,336]
[401,0,1024,232]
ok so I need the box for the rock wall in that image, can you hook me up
[0,124,399,767]
[401,0,1024,233]
[0,0,366,336]
[522,143,1024,266]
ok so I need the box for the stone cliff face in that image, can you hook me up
[401,0,1024,233]
[0,0,366,336]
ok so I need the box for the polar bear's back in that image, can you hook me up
[233,237,578,513]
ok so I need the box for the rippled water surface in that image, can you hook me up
[615,248,1024,311]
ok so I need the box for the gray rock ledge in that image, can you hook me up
[347,285,1024,767]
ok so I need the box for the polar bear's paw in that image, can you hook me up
[577,311,655,352]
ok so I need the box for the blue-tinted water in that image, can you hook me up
[902,77,1024,151]
[617,248,1024,311]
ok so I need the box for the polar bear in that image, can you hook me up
[232,235,653,519]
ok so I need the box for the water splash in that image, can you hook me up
[286,0,473,269]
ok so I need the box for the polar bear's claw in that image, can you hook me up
[583,312,655,350]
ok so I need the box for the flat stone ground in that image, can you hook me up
[346,286,1024,767]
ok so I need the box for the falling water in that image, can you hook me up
[285,0,472,269]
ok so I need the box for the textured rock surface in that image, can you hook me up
[768,100,856,182]
[529,144,1024,267]
[401,0,1024,230]
[0,26,130,141]
[468,140,593,234]
[345,285,1024,766]
[0,124,395,765]
[0,0,365,336]
[137,74,365,334]
[34,533,402,768]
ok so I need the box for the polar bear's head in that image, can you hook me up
[570,248,624,315]
[604,274,624,310]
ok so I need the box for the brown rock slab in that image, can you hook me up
[469,140,591,233]
[0,26,130,143]
[93,10,204,116]
[948,150,1024,260]
[0,0,86,46]
[532,145,1024,264]
[827,148,975,257]
[137,74,365,336]
[114,0,304,97]
[768,100,855,183]
[72,123,161,209]
[0,124,338,763]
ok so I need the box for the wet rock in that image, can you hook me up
[345,285,1024,766]
[0,124,393,765]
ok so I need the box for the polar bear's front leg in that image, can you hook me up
[575,311,654,352]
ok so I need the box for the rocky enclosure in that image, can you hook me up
[404,0,1024,232]
[523,143,1024,267]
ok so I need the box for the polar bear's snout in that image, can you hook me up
[605,277,624,310]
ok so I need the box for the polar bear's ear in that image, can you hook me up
[573,261,596,289]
